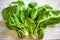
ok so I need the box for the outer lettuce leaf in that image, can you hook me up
[37,29,44,39]
[25,17,36,38]
[37,5,60,26]
[2,6,17,20]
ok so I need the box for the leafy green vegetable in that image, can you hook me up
[2,0,60,39]
[28,2,37,8]
[25,17,36,38]
[38,29,44,39]
[26,2,37,18]
[38,30,44,38]
[2,6,17,20]
[31,6,38,20]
